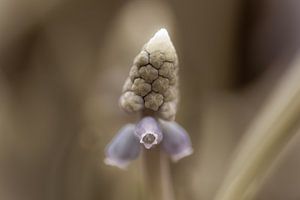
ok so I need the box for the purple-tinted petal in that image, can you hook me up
[104,124,140,169]
[160,120,193,162]
[135,116,163,149]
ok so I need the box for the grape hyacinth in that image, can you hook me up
[105,28,192,169]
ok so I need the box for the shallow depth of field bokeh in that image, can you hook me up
[0,0,300,200]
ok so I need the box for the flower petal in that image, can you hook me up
[135,116,163,149]
[104,124,140,169]
[160,120,193,162]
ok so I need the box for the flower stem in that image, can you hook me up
[141,147,175,200]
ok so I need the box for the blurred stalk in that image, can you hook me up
[214,52,300,200]
[141,148,174,200]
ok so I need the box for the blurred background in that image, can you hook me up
[0,0,300,200]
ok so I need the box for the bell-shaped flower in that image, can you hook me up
[159,120,193,162]
[104,117,193,169]
[104,124,141,169]
[134,116,163,149]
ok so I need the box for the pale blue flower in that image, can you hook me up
[134,116,163,149]
[104,124,141,169]
[104,117,193,169]
[159,120,193,162]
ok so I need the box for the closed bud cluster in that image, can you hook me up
[119,29,179,121]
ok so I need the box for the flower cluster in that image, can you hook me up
[105,116,193,169]
[105,29,192,169]
[119,28,179,121]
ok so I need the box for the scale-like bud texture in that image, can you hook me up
[119,29,179,121]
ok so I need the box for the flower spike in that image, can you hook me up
[104,28,192,169]
[119,28,179,121]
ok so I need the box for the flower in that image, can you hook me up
[104,124,140,169]
[119,28,179,121]
[160,120,193,162]
[104,28,192,169]
[134,116,163,149]
[104,117,192,169]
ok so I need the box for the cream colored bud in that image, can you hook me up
[129,65,139,80]
[122,78,133,93]
[145,29,177,62]
[119,91,144,113]
[163,87,178,102]
[133,50,149,66]
[150,51,165,69]
[159,101,177,121]
[132,78,151,97]
[119,28,179,120]
[152,77,169,93]
[159,62,176,80]
[139,65,158,83]
[144,92,164,111]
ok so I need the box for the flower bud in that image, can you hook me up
[135,117,163,149]
[104,124,140,169]
[159,120,193,161]
[119,28,179,121]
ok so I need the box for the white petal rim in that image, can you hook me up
[171,147,193,162]
[139,132,159,149]
[104,158,129,170]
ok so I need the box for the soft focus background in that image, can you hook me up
[0,0,300,200]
